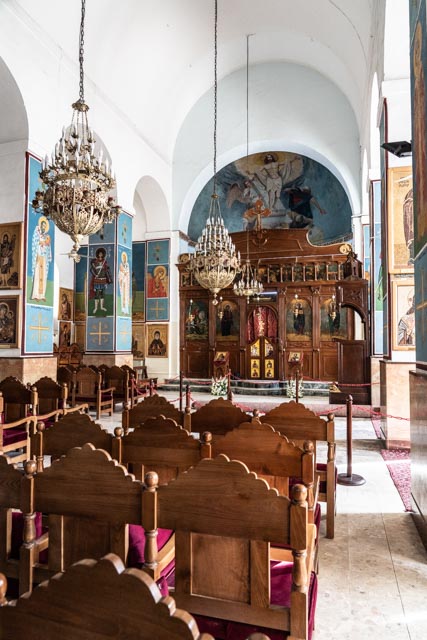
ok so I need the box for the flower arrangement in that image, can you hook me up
[211,376,228,396]
[286,377,304,399]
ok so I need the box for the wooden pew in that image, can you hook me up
[211,419,319,531]
[112,415,211,483]
[144,456,317,640]
[0,455,47,591]
[0,377,38,423]
[19,445,173,595]
[122,395,186,433]
[188,397,251,436]
[73,366,114,419]
[260,401,336,539]
[32,412,113,472]
[0,554,216,640]
[0,415,35,464]
[33,376,68,416]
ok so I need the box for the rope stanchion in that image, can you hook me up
[337,395,366,487]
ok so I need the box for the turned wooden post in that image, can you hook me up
[227,368,233,401]
[142,471,159,580]
[183,384,192,431]
[0,572,7,606]
[149,379,155,397]
[35,421,45,473]
[301,440,315,520]
[290,483,309,640]
[19,460,37,595]
[112,427,124,465]
[200,431,212,460]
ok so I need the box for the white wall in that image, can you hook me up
[173,61,361,235]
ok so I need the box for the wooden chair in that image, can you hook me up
[57,366,76,400]
[144,456,317,640]
[19,444,174,595]
[211,419,319,530]
[189,397,251,436]
[104,365,138,410]
[0,377,38,423]
[0,554,216,640]
[260,401,336,539]
[113,415,211,483]
[33,376,68,416]
[0,415,36,465]
[31,412,113,472]
[72,366,114,419]
[122,395,185,434]
[0,455,47,592]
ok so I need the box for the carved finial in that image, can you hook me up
[31,385,37,392]
[24,460,37,477]
[327,412,334,421]
[36,421,45,433]
[291,483,307,505]
[303,440,315,454]
[201,431,212,444]
[0,572,7,606]
[144,471,159,490]
[253,408,260,418]
[114,427,124,438]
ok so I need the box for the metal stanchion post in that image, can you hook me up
[337,395,366,486]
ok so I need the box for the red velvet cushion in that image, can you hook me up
[225,563,318,640]
[101,393,113,400]
[11,512,43,559]
[316,462,338,494]
[2,426,27,446]
[128,525,174,596]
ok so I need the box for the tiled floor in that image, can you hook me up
[99,392,427,640]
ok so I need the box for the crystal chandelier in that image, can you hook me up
[233,35,263,299]
[32,0,120,262]
[189,0,240,305]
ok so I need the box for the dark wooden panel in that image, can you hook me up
[185,350,209,378]
[320,352,338,380]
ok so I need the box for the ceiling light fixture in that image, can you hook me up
[189,0,241,304]
[32,0,120,262]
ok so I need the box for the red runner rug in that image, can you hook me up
[380,448,412,512]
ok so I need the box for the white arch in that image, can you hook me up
[134,176,170,240]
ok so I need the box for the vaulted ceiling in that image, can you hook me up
[13,0,382,162]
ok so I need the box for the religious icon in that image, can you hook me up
[393,281,415,350]
[0,223,21,289]
[58,321,72,347]
[147,265,168,298]
[118,251,131,315]
[0,296,19,348]
[89,247,112,315]
[147,324,168,357]
[30,216,52,301]
[59,287,73,321]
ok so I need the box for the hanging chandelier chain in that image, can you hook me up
[79,0,86,103]
[213,0,218,190]
[246,34,249,160]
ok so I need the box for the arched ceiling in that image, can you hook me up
[11,0,381,162]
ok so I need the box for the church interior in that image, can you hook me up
[0,0,427,638]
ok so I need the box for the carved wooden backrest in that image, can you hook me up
[114,415,211,484]
[31,444,144,572]
[75,367,100,399]
[34,376,67,414]
[105,365,128,397]
[212,420,315,500]
[260,401,333,445]
[146,456,310,636]
[0,377,36,422]
[123,395,183,431]
[189,398,250,435]
[32,413,113,471]
[0,554,215,640]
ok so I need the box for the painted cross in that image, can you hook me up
[89,321,111,346]
[149,299,166,319]
[29,312,50,344]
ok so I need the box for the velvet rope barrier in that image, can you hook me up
[337,395,366,487]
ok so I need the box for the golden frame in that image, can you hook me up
[146,323,168,358]
[387,167,414,273]
[392,279,415,351]
[0,295,20,348]
[0,222,23,289]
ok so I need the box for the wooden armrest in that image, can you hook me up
[100,387,115,394]
[62,403,89,415]
[34,531,49,554]
[306,523,317,574]
[270,546,293,563]
[36,409,62,423]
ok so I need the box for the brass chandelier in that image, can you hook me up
[189,0,240,305]
[32,0,120,262]
[233,34,263,299]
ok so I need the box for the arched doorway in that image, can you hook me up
[246,305,278,379]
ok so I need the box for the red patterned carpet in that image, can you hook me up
[380,448,412,512]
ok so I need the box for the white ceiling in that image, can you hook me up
[12,0,379,162]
